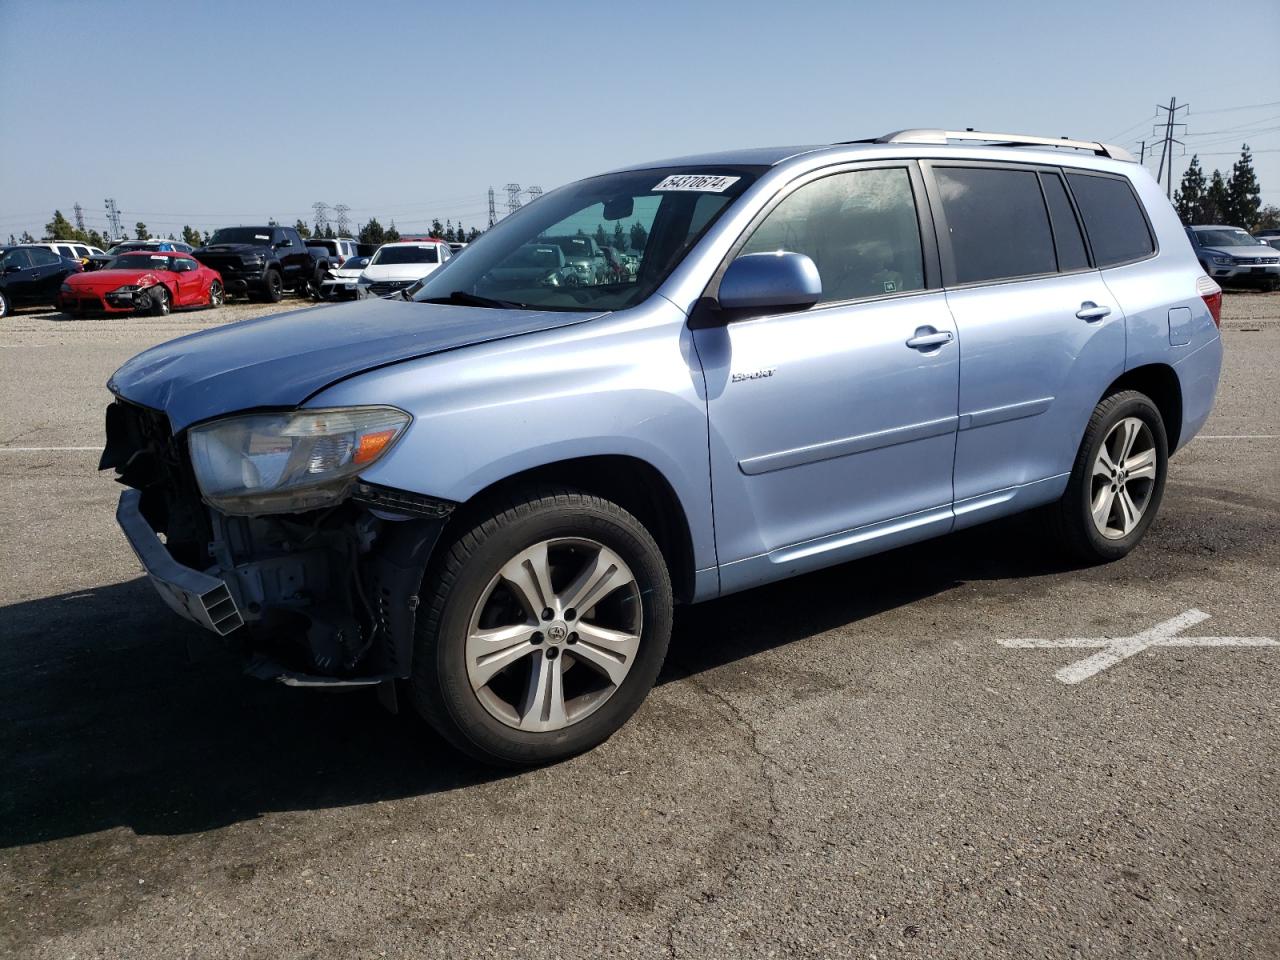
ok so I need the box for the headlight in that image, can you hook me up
[108,284,140,297]
[187,405,411,515]
[1211,255,1233,265]
[357,273,371,285]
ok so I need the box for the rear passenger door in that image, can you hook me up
[923,162,1125,522]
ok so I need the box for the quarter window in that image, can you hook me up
[1039,173,1090,272]
[740,167,925,303]
[1065,172,1154,267]
[934,167,1056,284]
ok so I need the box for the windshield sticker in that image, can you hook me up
[150,255,167,261]
[255,234,270,240]
[652,174,741,193]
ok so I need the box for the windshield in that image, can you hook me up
[371,245,440,265]
[412,165,759,312]
[106,243,150,255]
[1197,228,1261,248]
[208,228,273,245]
[110,253,177,271]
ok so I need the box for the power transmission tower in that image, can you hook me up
[104,198,122,239]
[487,187,497,227]
[73,203,86,233]
[1153,98,1188,199]
[506,184,522,216]
[526,186,543,203]
[312,201,329,233]
[333,203,350,236]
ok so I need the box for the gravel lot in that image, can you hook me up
[1,293,1277,959]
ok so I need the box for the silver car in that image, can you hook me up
[1186,225,1280,290]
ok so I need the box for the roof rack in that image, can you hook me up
[868,129,1135,162]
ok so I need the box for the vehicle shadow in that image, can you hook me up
[0,513,1070,848]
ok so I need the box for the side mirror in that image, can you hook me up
[717,251,821,313]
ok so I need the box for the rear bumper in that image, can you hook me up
[116,488,244,636]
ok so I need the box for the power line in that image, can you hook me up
[1190,100,1280,116]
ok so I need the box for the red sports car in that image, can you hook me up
[58,251,224,316]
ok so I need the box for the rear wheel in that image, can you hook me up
[1050,390,1168,563]
[411,487,673,766]
[208,279,224,307]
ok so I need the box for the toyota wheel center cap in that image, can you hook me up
[547,622,568,644]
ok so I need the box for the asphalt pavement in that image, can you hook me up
[1,293,1277,959]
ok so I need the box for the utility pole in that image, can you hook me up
[103,198,122,239]
[1137,140,1146,164]
[505,184,522,216]
[333,203,350,236]
[73,202,86,233]
[487,187,497,227]
[1153,98,1188,199]
[312,201,329,234]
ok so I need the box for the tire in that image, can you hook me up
[148,285,171,317]
[208,279,224,308]
[263,268,283,303]
[0,290,9,319]
[411,486,673,766]
[1050,390,1168,563]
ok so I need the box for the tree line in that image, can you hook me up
[13,211,487,250]
[1175,144,1277,230]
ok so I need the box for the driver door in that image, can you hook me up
[694,163,960,593]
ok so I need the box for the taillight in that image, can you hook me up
[1197,275,1222,329]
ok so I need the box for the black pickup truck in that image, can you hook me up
[193,226,329,302]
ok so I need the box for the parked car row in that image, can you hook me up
[1186,225,1280,291]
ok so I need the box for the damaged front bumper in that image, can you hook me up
[104,399,453,687]
[118,488,244,636]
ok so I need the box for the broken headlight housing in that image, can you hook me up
[188,406,411,515]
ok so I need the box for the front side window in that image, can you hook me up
[1065,172,1154,267]
[935,166,1056,284]
[739,167,924,303]
[412,165,758,312]
[1,249,32,270]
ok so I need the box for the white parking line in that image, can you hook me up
[1000,609,1277,684]
[0,446,101,452]
[1195,434,1280,439]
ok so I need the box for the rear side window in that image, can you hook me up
[934,167,1056,284]
[1064,172,1154,267]
[28,248,62,266]
[1039,173,1090,272]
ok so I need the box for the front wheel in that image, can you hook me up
[262,269,283,303]
[1050,390,1168,563]
[148,285,171,317]
[0,290,9,319]
[411,487,673,766]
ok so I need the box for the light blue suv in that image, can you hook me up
[102,129,1223,765]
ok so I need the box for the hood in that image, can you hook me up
[195,243,268,257]
[68,267,169,289]
[360,262,441,282]
[108,297,597,431]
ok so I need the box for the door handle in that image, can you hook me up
[1076,301,1111,321]
[905,327,954,350]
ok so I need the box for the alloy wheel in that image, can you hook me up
[209,281,224,306]
[1090,416,1157,539]
[465,537,643,732]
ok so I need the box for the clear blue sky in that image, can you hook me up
[2,0,1277,241]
